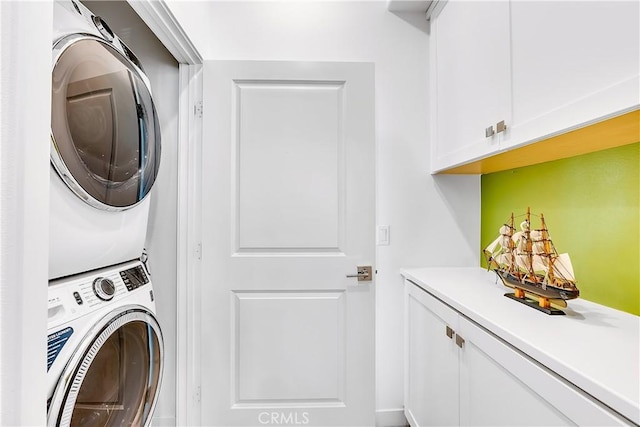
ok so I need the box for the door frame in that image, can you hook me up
[123,2,203,426]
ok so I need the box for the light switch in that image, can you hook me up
[377,225,390,246]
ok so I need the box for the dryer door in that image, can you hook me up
[48,308,163,427]
[51,34,161,210]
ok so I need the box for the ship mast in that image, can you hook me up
[524,207,537,283]
[508,213,517,277]
[540,213,555,285]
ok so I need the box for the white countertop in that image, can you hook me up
[401,267,640,425]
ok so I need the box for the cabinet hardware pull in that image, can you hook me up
[446,326,454,339]
[496,120,507,133]
[455,334,465,348]
[485,125,495,137]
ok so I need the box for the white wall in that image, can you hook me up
[165,1,213,58]
[0,1,51,425]
[81,2,181,424]
[168,1,480,423]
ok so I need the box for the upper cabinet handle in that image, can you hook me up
[496,120,507,134]
[485,125,495,138]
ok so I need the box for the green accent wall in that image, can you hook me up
[481,143,640,315]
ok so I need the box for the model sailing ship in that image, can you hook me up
[483,208,579,313]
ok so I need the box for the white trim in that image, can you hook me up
[387,0,428,13]
[175,64,190,427]
[176,64,203,427]
[148,416,176,426]
[375,408,409,427]
[126,0,202,65]
[0,2,52,425]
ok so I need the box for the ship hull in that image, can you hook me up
[494,269,579,301]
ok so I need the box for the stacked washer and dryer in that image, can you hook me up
[47,1,164,425]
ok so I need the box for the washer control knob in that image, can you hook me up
[93,277,116,301]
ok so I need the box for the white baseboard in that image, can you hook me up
[153,411,405,426]
[376,408,408,427]
[151,416,176,426]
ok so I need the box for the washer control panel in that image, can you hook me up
[119,265,149,291]
[48,260,153,329]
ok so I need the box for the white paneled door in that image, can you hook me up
[200,61,375,426]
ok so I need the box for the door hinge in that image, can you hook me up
[194,101,203,118]
[194,243,202,260]
[194,385,201,403]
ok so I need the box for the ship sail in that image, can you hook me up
[530,229,551,275]
[484,223,517,270]
[553,253,575,282]
[485,234,502,255]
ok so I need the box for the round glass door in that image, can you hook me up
[51,35,161,210]
[49,309,163,427]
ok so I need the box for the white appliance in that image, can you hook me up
[49,0,161,279]
[47,260,163,427]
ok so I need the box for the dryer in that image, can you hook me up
[47,260,163,427]
[50,0,161,279]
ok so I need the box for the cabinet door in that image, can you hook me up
[405,282,459,426]
[458,317,629,426]
[431,1,511,172]
[510,1,640,147]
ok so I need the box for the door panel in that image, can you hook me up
[232,291,345,404]
[201,61,374,426]
[234,81,345,253]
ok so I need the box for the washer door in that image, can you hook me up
[51,34,161,211]
[48,308,163,427]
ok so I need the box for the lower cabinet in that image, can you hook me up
[405,279,459,425]
[404,280,629,426]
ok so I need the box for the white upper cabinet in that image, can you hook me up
[430,1,640,173]
[510,1,640,147]
[431,1,512,172]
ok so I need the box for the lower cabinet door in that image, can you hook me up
[405,282,459,426]
[458,317,629,427]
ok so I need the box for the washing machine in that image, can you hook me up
[50,0,161,279]
[47,260,163,426]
